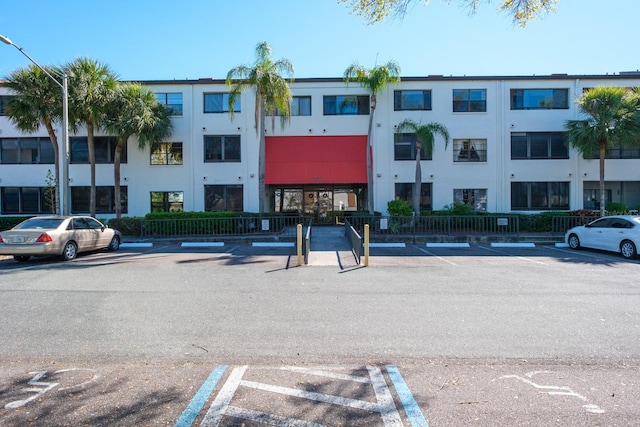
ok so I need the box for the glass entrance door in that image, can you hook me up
[304,188,333,224]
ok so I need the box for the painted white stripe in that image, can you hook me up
[367,366,403,427]
[239,380,380,412]
[120,242,153,248]
[417,247,457,265]
[225,405,325,427]
[426,242,470,248]
[369,242,406,248]
[181,242,224,247]
[280,366,371,384]
[555,242,569,248]
[491,242,536,248]
[252,242,295,247]
[200,365,247,427]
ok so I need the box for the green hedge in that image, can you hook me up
[0,216,32,231]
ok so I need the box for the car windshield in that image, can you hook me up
[14,218,64,230]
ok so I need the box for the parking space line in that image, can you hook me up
[478,245,546,264]
[387,365,429,427]
[200,365,248,426]
[174,365,227,427]
[241,379,381,411]
[224,405,325,426]
[368,365,404,427]
[417,247,457,265]
[280,366,372,383]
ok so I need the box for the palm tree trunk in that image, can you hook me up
[114,141,124,220]
[414,141,422,217]
[599,140,606,217]
[44,122,61,215]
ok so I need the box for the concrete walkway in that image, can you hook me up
[307,226,360,267]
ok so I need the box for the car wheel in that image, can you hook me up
[620,240,637,259]
[13,255,30,262]
[62,241,78,261]
[568,233,581,250]
[108,235,120,251]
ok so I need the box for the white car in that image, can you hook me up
[565,215,640,259]
[0,216,122,262]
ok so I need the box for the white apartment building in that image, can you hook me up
[1,73,640,221]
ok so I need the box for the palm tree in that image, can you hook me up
[344,60,400,213]
[565,86,640,217]
[4,64,63,214]
[64,57,119,217]
[395,119,450,216]
[103,83,174,220]
[226,42,294,213]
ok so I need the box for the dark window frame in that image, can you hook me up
[394,90,432,111]
[511,181,570,210]
[453,89,487,112]
[150,191,184,213]
[204,135,241,162]
[510,88,569,110]
[70,136,126,164]
[203,93,240,114]
[155,92,183,116]
[394,133,433,161]
[0,186,54,214]
[511,132,568,160]
[323,95,369,115]
[204,184,244,212]
[1,137,55,164]
[70,185,128,214]
[150,142,183,165]
[394,182,433,211]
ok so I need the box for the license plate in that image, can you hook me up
[13,236,25,243]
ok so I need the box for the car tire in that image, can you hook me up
[13,255,30,262]
[62,241,78,261]
[108,236,120,251]
[620,240,637,259]
[568,233,581,250]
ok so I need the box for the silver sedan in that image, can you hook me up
[0,216,122,262]
[565,215,640,259]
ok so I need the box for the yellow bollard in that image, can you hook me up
[297,223,303,266]
[364,224,369,267]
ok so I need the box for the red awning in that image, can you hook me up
[265,135,368,184]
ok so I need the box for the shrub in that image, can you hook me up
[605,202,629,214]
[107,217,143,236]
[387,199,413,217]
[442,201,475,216]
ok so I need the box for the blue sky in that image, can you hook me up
[1,0,638,81]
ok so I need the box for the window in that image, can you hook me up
[70,186,128,214]
[1,137,55,164]
[155,92,183,116]
[394,133,433,160]
[395,183,432,210]
[70,136,126,164]
[204,93,240,113]
[1,187,54,214]
[587,143,640,159]
[0,95,15,116]
[453,189,487,211]
[583,189,612,211]
[204,135,240,162]
[453,89,486,112]
[511,182,569,210]
[151,142,183,165]
[511,132,567,159]
[453,139,487,162]
[510,89,569,110]
[394,90,431,111]
[150,191,183,212]
[291,96,312,116]
[205,185,243,212]
[323,95,369,115]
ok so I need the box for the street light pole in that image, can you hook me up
[0,34,70,215]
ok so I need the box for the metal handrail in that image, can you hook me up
[344,219,362,265]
